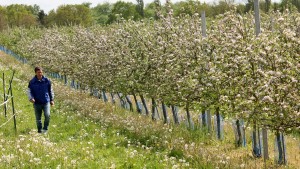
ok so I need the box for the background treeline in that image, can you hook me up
[0,0,300,30]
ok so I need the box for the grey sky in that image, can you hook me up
[0,0,279,14]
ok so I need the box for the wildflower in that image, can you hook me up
[71,160,77,165]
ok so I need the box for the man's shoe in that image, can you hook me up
[42,130,48,134]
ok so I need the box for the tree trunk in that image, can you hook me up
[252,124,262,158]
[140,95,149,115]
[171,105,179,124]
[102,90,108,102]
[162,101,168,124]
[236,119,242,147]
[133,93,141,113]
[151,98,157,120]
[125,95,133,112]
[186,102,192,129]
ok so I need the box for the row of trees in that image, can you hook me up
[0,5,298,133]
[0,0,300,30]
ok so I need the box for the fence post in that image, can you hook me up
[252,124,262,158]
[201,109,206,127]
[201,13,209,133]
[3,73,7,118]
[206,110,212,132]
[216,107,222,139]
[275,131,287,165]
[254,0,269,160]
[7,71,17,133]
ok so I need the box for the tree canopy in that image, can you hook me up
[0,0,299,30]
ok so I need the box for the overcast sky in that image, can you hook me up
[0,0,254,14]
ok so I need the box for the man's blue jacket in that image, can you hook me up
[28,76,54,104]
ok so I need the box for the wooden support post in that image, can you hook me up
[3,73,7,118]
[254,0,268,160]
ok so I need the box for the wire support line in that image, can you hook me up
[0,111,19,128]
[0,96,13,107]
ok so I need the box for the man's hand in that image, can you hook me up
[30,99,35,103]
[50,101,54,106]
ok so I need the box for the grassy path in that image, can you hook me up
[0,52,299,169]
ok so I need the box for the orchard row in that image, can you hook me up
[0,9,299,132]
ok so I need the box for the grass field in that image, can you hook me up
[0,51,299,168]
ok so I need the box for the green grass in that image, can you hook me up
[0,53,199,168]
[0,52,299,169]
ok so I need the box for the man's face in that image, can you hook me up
[36,70,43,79]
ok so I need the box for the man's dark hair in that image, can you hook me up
[34,66,42,72]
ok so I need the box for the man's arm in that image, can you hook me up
[27,83,35,103]
[49,81,54,105]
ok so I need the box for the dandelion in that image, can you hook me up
[172,164,179,169]
[33,158,41,164]
[184,144,188,150]
[129,152,135,158]
[71,160,77,165]
[110,163,116,169]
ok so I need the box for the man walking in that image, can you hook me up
[28,67,54,133]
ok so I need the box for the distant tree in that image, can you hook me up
[173,0,213,17]
[272,2,280,11]
[44,10,56,26]
[154,0,161,19]
[236,4,246,14]
[27,4,41,16]
[144,2,156,18]
[107,1,141,24]
[265,0,271,12]
[245,0,254,13]
[38,10,46,26]
[293,0,300,11]
[82,2,92,8]
[92,2,112,25]
[45,4,93,27]
[136,0,145,17]
[259,0,270,13]
[6,4,38,28]
[212,0,233,16]
[273,0,300,12]
[0,6,8,31]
